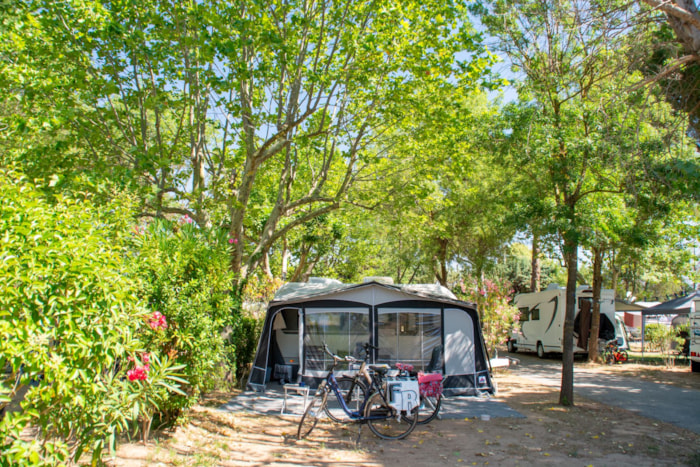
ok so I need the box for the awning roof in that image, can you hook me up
[642,291,700,316]
[270,279,468,307]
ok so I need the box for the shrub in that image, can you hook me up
[645,323,684,368]
[128,218,237,423]
[455,276,519,358]
[0,169,186,465]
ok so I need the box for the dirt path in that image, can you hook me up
[110,365,700,467]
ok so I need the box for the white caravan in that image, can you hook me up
[507,284,627,358]
[690,298,700,373]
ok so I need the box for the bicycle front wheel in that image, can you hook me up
[364,391,418,440]
[325,376,368,423]
[297,389,327,440]
[416,393,442,425]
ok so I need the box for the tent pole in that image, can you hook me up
[641,314,645,358]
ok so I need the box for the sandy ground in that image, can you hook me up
[109,363,700,467]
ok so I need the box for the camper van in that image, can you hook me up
[690,298,700,373]
[507,284,627,358]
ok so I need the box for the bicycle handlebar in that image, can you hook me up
[322,342,371,364]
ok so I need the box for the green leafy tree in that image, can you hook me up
[480,0,673,405]
[1,0,497,287]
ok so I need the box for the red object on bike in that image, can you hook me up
[418,372,443,397]
[396,362,414,373]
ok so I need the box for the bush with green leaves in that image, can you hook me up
[645,323,685,368]
[0,169,187,465]
[455,277,519,358]
[128,218,238,422]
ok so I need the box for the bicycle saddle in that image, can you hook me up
[369,364,391,375]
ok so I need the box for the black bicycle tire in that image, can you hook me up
[364,391,418,440]
[603,350,614,365]
[416,393,442,425]
[297,389,327,440]
[324,376,369,423]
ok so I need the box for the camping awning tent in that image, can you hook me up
[638,291,700,354]
[642,291,700,316]
[247,279,495,397]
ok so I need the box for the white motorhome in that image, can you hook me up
[507,284,627,358]
[689,298,700,373]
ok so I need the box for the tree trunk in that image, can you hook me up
[587,247,604,362]
[433,238,449,287]
[560,234,578,406]
[281,237,289,281]
[610,249,619,292]
[262,250,273,279]
[531,231,541,292]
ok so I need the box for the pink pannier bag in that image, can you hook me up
[417,372,443,398]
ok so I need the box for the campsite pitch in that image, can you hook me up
[110,367,700,466]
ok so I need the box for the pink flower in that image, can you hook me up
[149,311,168,330]
[228,238,238,244]
[127,365,149,381]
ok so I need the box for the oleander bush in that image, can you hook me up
[455,276,519,358]
[0,169,186,465]
[128,218,238,424]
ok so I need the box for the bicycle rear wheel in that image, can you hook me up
[416,394,442,425]
[325,376,368,423]
[603,350,614,365]
[364,391,418,440]
[297,389,327,440]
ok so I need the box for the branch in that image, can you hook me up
[628,54,699,91]
[641,0,700,30]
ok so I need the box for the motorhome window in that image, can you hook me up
[303,308,369,371]
[377,308,442,370]
[530,307,540,321]
[519,307,529,322]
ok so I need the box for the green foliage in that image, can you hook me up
[644,323,684,368]
[455,277,519,357]
[232,315,264,384]
[0,169,185,465]
[129,218,237,421]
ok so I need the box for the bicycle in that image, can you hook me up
[602,339,629,364]
[329,345,443,426]
[324,344,443,425]
[297,344,419,441]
